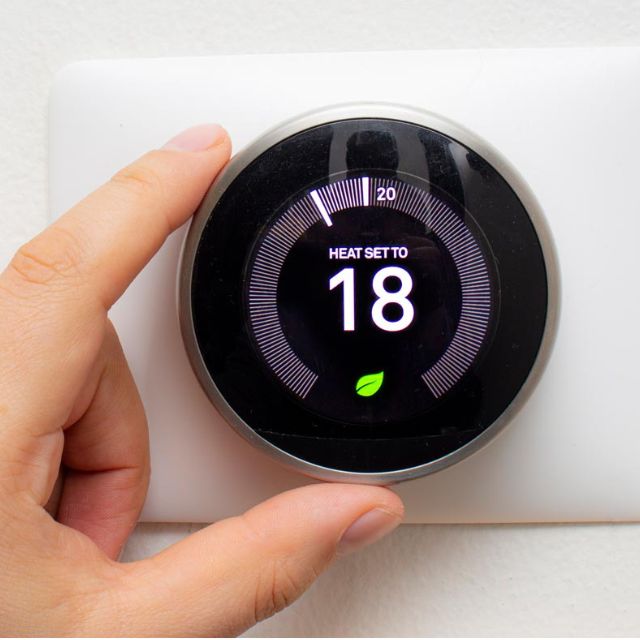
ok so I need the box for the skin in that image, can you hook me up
[0,124,404,637]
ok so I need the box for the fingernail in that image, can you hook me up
[338,508,402,556]
[162,123,227,151]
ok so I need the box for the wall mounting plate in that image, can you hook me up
[49,48,640,523]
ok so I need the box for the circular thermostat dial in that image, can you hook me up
[179,104,558,483]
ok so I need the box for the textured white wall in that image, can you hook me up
[2,0,640,635]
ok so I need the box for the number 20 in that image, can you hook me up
[376,186,396,201]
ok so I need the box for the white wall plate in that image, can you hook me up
[49,48,640,523]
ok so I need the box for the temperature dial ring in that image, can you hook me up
[246,173,493,413]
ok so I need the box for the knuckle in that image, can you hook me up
[109,153,165,200]
[237,512,323,624]
[254,557,317,624]
[254,558,298,623]
[7,227,83,288]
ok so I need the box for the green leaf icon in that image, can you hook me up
[355,371,384,397]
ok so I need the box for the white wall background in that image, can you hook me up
[2,0,640,635]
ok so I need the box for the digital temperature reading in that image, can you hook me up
[329,264,414,333]
[182,106,554,479]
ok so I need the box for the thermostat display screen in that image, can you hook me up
[245,174,494,424]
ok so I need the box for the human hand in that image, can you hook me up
[0,124,404,636]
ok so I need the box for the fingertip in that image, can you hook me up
[329,481,405,518]
[329,484,404,556]
[162,123,230,153]
[337,506,403,556]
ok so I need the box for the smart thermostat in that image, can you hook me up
[179,103,558,483]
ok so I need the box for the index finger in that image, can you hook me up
[6,123,230,309]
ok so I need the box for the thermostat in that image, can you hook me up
[178,103,558,482]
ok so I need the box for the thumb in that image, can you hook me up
[111,484,403,636]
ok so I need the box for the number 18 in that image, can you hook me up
[329,266,414,332]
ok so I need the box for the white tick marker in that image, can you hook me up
[311,190,332,227]
[362,176,370,206]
